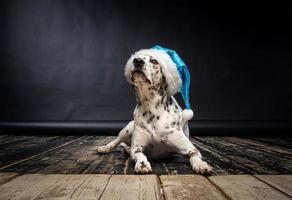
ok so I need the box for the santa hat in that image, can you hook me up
[152,45,193,121]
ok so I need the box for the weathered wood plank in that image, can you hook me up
[0,135,8,142]
[0,135,36,146]
[36,136,101,174]
[99,175,161,200]
[6,174,65,200]
[210,137,292,173]
[0,136,291,175]
[255,175,292,197]
[0,135,77,168]
[0,136,87,173]
[0,136,97,173]
[33,174,110,200]
[194,137,291,174]
[163,154,194,175]
[160,175,227,200]
[0,174,48,199]
[209,175,291,200]
[69,175,111,200]
[248,137,292,149]
[82,137,130,174]
[0,172,18,185]
[225,137,292,157]
[0,174,111,200]
[191,138,253,175]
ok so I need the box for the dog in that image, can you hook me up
[97,48,212,175]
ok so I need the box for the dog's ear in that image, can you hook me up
[124,54,135,83]
[159,55,182,96]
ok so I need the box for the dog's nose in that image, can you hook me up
[133,58,144,68]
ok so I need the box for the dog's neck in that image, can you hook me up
[134,83,169,112]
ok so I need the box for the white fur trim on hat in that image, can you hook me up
[124,49,182,96]
[182,109,194,121]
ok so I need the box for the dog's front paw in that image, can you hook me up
[96,145,110,154]
[191,158,213,176]
[134,160,152,174]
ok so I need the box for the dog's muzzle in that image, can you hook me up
[133,58,145,69]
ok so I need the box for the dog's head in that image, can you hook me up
[124,49,182,96]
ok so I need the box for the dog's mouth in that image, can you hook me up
[132,70,151,84]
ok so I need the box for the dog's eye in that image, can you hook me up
[150,59,158,65]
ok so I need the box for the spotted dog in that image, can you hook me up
[97,48,212,175]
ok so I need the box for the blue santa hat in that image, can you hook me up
[152,45,191,110]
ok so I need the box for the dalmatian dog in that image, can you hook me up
[97,48,212,175]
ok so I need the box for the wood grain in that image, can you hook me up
[33,174,111,200]
[193,137,292,174]
[254,175,292,197]
[99,175,162,200]
[0,136,291,175]
[0,172,18,185]
[0,135,79,168]
[209,175,291,200]
[160,175,227,200]
[0,174,47,199]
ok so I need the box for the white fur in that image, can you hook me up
[125,49,182,96]
[97,48,212,175]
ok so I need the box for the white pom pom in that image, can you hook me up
[182,109,193,121]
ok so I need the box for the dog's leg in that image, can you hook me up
[172,133,212,176]
[120,142,131,154]
[130,129,152,174]
[97,121,134,154]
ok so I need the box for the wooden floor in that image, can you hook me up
[0,135,291,199]
[0,173,291,199]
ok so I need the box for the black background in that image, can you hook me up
[0,1,291,130]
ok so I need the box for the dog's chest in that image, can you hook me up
[134,100,182,139]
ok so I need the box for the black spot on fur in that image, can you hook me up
[158,86,164,96]
[134,149,142,154]
[161,95,166,104]
[164,84,168,91]
[172,122,176,126]
[168,98,173,105]
[126,130,129,133]
[162,76,166,82]
[148,86,155,90]
[155,101,160,109]
[140,123,147,130]
[142,111,147,116]
[140,161,147,168]
[141,125,147,130]
[156,116,160,120]
[147,114,155,123]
